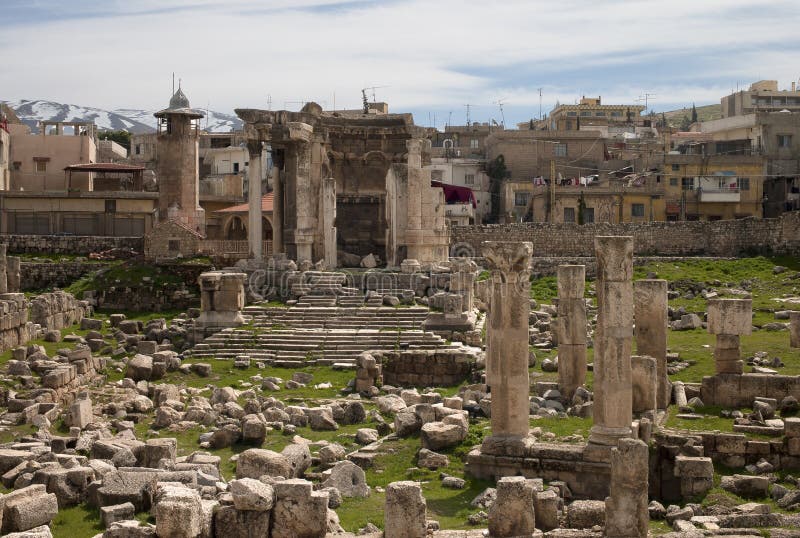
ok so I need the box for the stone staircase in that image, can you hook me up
[185,305,452,367]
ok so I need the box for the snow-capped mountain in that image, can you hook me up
[2,99,242,134]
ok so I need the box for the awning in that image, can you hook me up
[431,180,477,208]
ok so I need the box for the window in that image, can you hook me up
[431,170,444,181]
[233,162,240,173]
[631,203,645,217]
[168,240,181,252]
[105,200,117,213]
[670,178,678,186]
[682,177,695,191]
[739,177,750,191]
[610,111,622,117]
[567,112,577,117]
[563,207,576,223]
[35,160,47,173]
[582,207,595,223]
[671,164,680,171]
[778,134,792,148]
[470,139,479,149]
[135,144,141,155]
[595,112,605,117]
[464,174,475,185]
[580,111,591,117]
[514,192,530,207]
[554,143,567,157]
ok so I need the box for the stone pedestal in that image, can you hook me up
[193,271,247,342]
[482,241,533,450]
[708,299,752,375]
[385,481,426,538]
[605,438,649,538]
[634,279,669,409]
[589,236,634,447]
[789,311,800,348]
[247,144,263,261]
[556,265,586,399]
[488,476,536,537]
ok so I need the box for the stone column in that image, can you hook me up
[6,257,20,293]
[589,236,634,447]
[384,481,426,538]
[451,259,477,312]
[707,298,752,374]
[321,176,337,269]
[556,265,587,399]
[634,279,669,409]
[482,241,532,444]
[273,167,283,255]
[631,355,657,416]
[292,141,315,263]
[605,438,649,538]
[247,142,263,261]
[0,244,7,294]
[789,311,800,348]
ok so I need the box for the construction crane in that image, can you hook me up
[361,86,388,113]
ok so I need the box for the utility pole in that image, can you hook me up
[538,88,543,120]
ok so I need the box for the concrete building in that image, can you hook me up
[544,96,646,131]
[8,121,97,191]
[153,87,206,235]
[0,117,8,192]
[661,154,766,220]
[429,123,501,159]
[427,158,489,224]
[721,80,800,118]
[97,140,128,163]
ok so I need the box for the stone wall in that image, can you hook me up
[451,211,800,257]
[373,348,477,387]
[2,235,142,255]
[0,293,34,353]
[701,373,800,408]
[20,262,111,291]
[29,291,89,330]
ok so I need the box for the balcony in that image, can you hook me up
[699,188,740,203]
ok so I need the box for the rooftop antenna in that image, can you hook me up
[464,104,472,126]
[538,88,543,120]
[361,86,388,113]
[637,92,657,113]
[172,73,175,95]
[267,94,272,110]
[493,98,507,127]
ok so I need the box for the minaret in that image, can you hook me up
[154,85,206,234]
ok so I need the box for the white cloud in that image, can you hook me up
[2,0,799,121]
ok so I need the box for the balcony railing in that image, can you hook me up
[199,240,273,258]
[698,188,740,203]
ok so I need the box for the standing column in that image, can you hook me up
[708,298,752,374]
[451,259,477,312]
[0,244,7,294]
[321,177,337,269]
[6,256,20,293]
[789,311,800,348]
[634,279,669,409]
[483,241,533,442]
[273,166,283,256]
[557,265,587,399]
[247,142,263,261]
[589,236,634,447]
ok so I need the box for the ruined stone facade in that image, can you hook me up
[236,103,448,266]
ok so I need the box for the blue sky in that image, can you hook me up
[3,0,799,128]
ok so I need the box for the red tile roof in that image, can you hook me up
[216,192,274,213]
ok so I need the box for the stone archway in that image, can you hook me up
[262,216,273,241]
[225,216,247,240]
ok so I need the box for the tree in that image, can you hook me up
[680,115,692,131]
[691,103,698,124]
[98,129,132,151]
[485,155,507,222]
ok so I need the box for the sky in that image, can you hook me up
[3,0,800,129]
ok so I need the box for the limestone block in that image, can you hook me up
[789,311,800,348]
[1,485,59,534]
[707,299,752,335]
[271,479,329,538]
[230,478,275,511]
[321,461,370,498]
[235,449,291,480]
[154,484,203,538]
[213,504,271,538]
[488,476,536,537]
[384,481,426,538]
[69,398,93,429]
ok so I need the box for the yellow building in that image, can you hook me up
[662,155,765,220]
[546,97,646,131]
